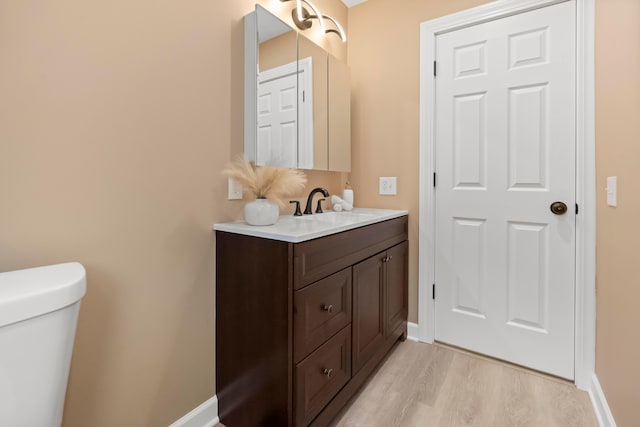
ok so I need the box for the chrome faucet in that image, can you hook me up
[304,187,330,215]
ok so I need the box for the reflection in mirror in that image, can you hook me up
[328,54,350,172]
[298,34,327,170]
[255,5,299,168]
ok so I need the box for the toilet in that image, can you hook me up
[0,262,86,427]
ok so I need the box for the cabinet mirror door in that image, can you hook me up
[298,34,327,170]
[328,53,350,172]
[254,5,299,168]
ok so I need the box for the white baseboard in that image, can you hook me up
[169,395,219,427]
[407,322,420,342]
[588,374,616,427]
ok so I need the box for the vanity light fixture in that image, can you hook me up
[280,0,347,42]
[288,0,325,31]
[322,14,347,42]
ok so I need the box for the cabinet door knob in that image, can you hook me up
[322,304,334,313]
[322,368,334,379]
[382,256,389,263]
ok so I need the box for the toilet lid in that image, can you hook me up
[0,262,86,327]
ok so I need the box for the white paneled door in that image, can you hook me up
[257,62,298,168]
[434,1,576,379]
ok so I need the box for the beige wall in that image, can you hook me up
[259,31,298,70]
[0,0,346,425]
[594,1,640,426]
[4,0,639,425]
[349,0,640,425]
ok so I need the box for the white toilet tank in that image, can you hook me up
[0,262,86,427]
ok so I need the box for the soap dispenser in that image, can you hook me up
[343,181,354,207]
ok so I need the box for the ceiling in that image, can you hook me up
[340,0,368,7]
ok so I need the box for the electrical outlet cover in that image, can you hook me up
[379,177,397,195]
[228,177,243,200]
[606,176,617,207]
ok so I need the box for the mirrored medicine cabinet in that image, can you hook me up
[244,4,351,172]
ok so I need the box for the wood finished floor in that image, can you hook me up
[331,340,598,427]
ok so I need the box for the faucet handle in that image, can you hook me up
[315,198,326,214]
[289,200,302,216]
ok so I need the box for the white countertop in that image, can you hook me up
[213,208,408,243]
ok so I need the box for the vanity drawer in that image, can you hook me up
[293,216,408,289]
[295,326,351,426]
[294,268,352,363]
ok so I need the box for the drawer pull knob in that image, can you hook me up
[322,304,334,313]
[322,368,334,379]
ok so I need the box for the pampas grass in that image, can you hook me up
[223,158,307,207]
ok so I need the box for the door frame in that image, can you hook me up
[418,0,595,389]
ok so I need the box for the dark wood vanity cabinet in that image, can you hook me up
[216,216,408,427]
[352,241,408,376]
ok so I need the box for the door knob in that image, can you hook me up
[550,201,568,215]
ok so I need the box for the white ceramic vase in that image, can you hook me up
[244,198,279,226]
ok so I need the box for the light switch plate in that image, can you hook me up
[606,176,617,207]
[228,177,243,200]
[379,177,397,195]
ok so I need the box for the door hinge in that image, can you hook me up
[432,283,436,300]
[302,90,305,102]
[576,203,579,215]
[433,172,437,187]
[433,61,437,77]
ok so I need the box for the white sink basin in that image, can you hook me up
[295,211,377,225]
[214,208,408,243]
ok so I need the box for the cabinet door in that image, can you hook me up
[385,241,409,336]
[352,252,385,375]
